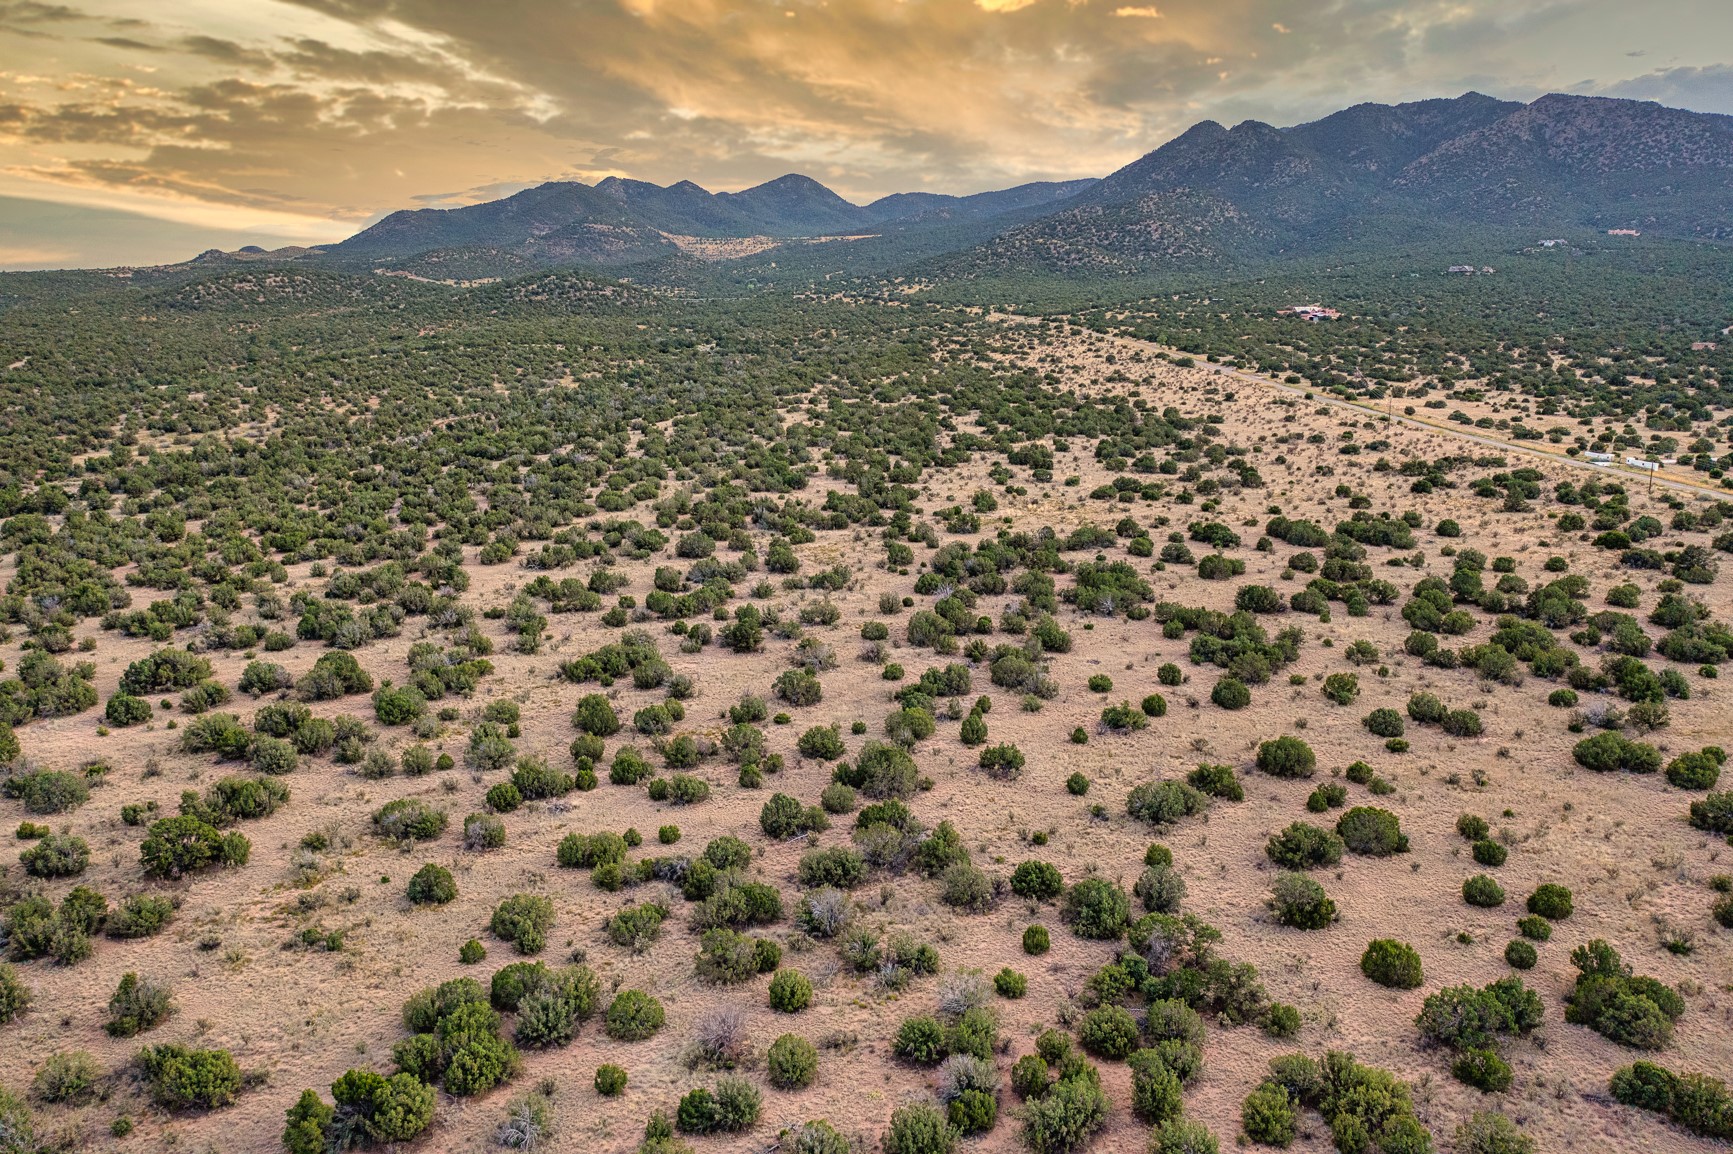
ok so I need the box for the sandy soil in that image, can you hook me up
[2,321,1729,1154]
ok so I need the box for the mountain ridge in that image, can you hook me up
[287,92,1733,275]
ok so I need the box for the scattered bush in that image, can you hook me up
[1360,940,1424,989]
[1336,807,1408,856]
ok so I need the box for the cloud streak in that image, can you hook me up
[1,0,1731,266]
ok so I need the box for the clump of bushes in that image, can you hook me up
[1665,747,1725,790]
[394,978,522,1095]
[490,894,554,954]
[1062,878,1130,940]
[1610,1060,1733,1141]
[284,1071,436,1151]
[1565,939,1683,1050]
[136,1043,243,1111]
[106,973,173,1037]
[675,1076,762,1135]
[1126,780,1208,828]
[1265,822,1344,870]
[1573,732,1663,774]
[1416,976,1543,1090]
[1241,1051,1430,1154]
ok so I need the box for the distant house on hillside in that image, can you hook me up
[1607,229,1641,237]
[1539,239,1567,247]
[1692,342,1719,352]
[1448,265,1475,274]
[1584,451,1614,464]
[1277,305,1340,321]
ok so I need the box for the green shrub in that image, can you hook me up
[107,894,174,940]
[1011,860,1064,901]
[1134,863,1186,914]
[1256,737,1316,779]
[20,833,88,878]
[1023,925,1050,955]
[464,812,507,850]
[1012,1054,1051,1100]
[594,1064,628,1096]
[767,1033,818,1089]
[1336,807,1408,856]
[2,770,88,815]
[1151,1118,1220,1154]
[31,1050,101,1104]
[1565,939,1681,1049]
[1129,1049,1182,1124]
[1126,780,1208,827]
[1452,1048,1513,1093]
[1416,977,1544,1052]
[882,1102,956,1154]
[136,1043,242,1111]
[1526,884,1573,920]
[1306,784,1348,812]
[1240,1082,1297,1146]
[994,968,1027,998]
[106,973,172,1037]
[948,1089,996,1134]
[1453,1112,1535,1154]
[407,863,456,906]
[1079,1005,1140,1059]
[1572,731,1662,774]
[1210,677,1251,710]
[1322,673,1359,706]
[370,798,447,842]
[1472,839,1508,867]
[894,1015,948,1064]
[1667,750,1723,790]
[0,965,29,1024]
[1360,940,1423,989]
[1142,693,1168,717]
[1187,763,1243,801]
[105,694,152,727]
[1463,875,1506,907]
[1504,940,1538,970]
[1063,878,1130,940]
[1269,873,1335,929]
[1021,1073,1110,1154]
[1265,823,1344,870]
[490,893,554,954]
[1262,1003,1302,1039]
[605,989,664,1041]
[769,969,813,1013]
[761,792,828,839]
[1363,708,1405,739]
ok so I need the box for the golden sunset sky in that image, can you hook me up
[2,0,1731,267]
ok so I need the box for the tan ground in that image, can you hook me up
[2,321,1730,1154]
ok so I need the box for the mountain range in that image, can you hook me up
[283,92,1733,278]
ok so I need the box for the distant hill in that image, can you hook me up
[299,92,1733,278]
[328,171,1101,269]
[963,92,1733,275]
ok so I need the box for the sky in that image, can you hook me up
[1,0,1732,269]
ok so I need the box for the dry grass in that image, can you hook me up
[1,323,1729,1153]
